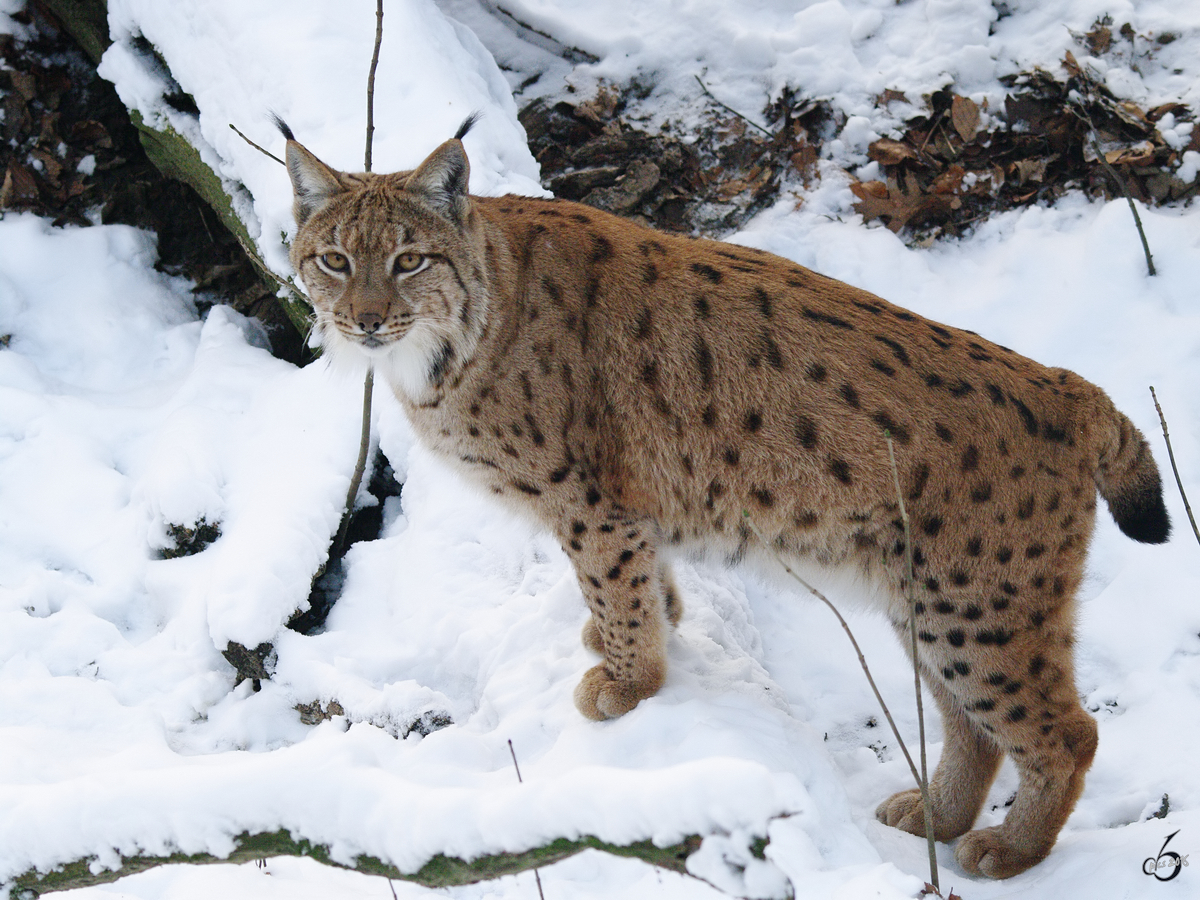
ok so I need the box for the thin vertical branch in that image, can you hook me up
[1150,387,1200,547]
[333,368,375,558]
[508,740,547,900]
[365,0,384,172]
[885,434,939,892]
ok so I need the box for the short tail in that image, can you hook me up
[1092,393,1171,544]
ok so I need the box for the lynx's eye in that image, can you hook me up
[319,251,350,274]
[393,251,424,275]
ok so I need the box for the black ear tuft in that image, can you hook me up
[455,112,481,141]
[270,113,295,142]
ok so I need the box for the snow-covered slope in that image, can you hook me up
[2,1,1199,898]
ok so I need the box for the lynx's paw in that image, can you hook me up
[876,790,929,836]
[581,617,604,654]
[573,663,663,720]
[955,826,1048,879]
[875,789,971,843]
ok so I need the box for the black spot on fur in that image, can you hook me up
[925,373,944,389]
[963,604,983,620]
[590,234,613,263]
[949,380,974,398]
[586,487,601,506]
[935,423,954,443]
[803,307,855,330]
[635,307,653,339]
[966,536,983,556]
[970,483,993,504]
[643,262,659,285]
[724,447,740,466]
[839,383,861,408]
[795,415,819,450]
[1009,395,1038,436]
[744,411,763,432]
[751,487,774,507]
[829,458,853,485]
[874,336,911,366]
[702,403,717,427]
[977,628,1014,646]
[922,515,943,537]
[872,411,910,444]
[909,464,930,500]
[694,296,711,318]
[691,262,723,283]
[1006,705,1027,722]
[806,362,827,383]
[986,383,1006,406]
[694,336,714,389]
[754,287,773,318]
[870,359,896,377]
[961,445,979,471]
[513,481,542,496]
[1029,655,1046,677]
[947,629,965,647]
[1017,495,1036,520]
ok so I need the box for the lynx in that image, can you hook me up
[279,116,1169,879]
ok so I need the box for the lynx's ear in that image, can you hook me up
[284,140,346,225]
[404,138,470,222]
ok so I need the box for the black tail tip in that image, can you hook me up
[270,112,295,142]
[1112,487,1172,544]
[455,111,481,141]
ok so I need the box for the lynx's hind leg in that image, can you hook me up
[876,670,1004,841]
[581,557,681,655]
[561,509,670,720]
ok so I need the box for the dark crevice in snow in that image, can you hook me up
[288,449,403,637]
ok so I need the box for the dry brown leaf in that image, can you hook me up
[1104,141,1155,165]
[1147,102,1187,123]
[878,88,909,105]
[850,174,943,232]
[931,163,966,194]
[868,138,918,166]
[1013,156,1050,185]
[1085,24,1112,54]
[1113,100,1150,130]
[1063,50,1083,78]
[0,161,38,208]
[951,95,980,142]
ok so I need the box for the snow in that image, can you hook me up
[2,0,1200,898]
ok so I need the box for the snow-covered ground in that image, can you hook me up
[2,1,1200,897]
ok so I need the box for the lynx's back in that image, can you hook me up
[282,123,1169,880]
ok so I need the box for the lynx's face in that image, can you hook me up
[284,134,489,400]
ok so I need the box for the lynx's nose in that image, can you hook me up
[356,312,383,334]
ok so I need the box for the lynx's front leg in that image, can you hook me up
[558,508,670,720]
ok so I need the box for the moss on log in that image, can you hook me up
[6,829,704,897]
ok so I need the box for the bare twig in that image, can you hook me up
[229,123,285,166]
[508,740,547,900]
[332,368,375,559]
[365,0,384,172]
[1150,386,1200,547]
[1068,102,1156,276]
[694,75,773,138]
[885,433,939,892]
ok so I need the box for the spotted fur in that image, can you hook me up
[282,123,1170,879]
